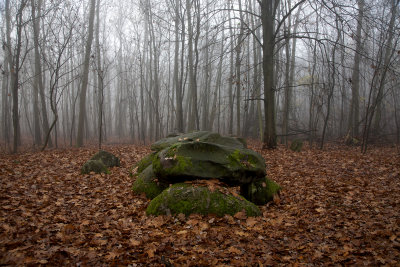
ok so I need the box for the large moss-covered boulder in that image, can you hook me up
[81,160,109,174]
[146,183,260,217]
[151,131,246,152]
[240,177,281,205]
[132,165,167,199]
[91,150,120,167]
[153,141,266,186]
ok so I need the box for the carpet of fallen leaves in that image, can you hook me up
[1,143,399,266]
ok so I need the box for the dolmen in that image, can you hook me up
[132,131,281,217]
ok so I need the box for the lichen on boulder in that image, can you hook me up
[81,159,109,174]
[146,183,261,217]
[132,164,167,199]
[240,177,281,205]
[153,141,265,186]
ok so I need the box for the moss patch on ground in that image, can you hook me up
[146,183,260,217]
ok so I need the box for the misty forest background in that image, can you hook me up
[1,0,399,154]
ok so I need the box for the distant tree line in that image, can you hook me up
[1,0,399,153]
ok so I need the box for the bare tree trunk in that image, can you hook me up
[201,5,211,131]
[259,0,305,148]
[42,90,58,151]
[339,29,346,137]
[76,0,96,147]
[91,68,98,139]
[95,0,104,149]
[228,5,234,135]
[348,0,364,138]
[288,6,301,121]
[174,0,183,133]
[32,0,53,148]
[138,16,147,143]
[391,84,400,152]
[372,0,398,134]
[68,46,78,147]
[209,29,225,131]
[253,0,263,141]
[42,78,59,151]
[70,88,78,146]
[179,18,186,132]
[186,0,198,132]
[31,0,42,146]
[235,0,245,136]
[307,8,320,149]
[308,48,317,148]
[41,8,74,151]
[148,5,161,140]
[362,0,399,152]
[193,0,201,130]
[139,53,146,143]
[260,0,278,149]
[22,91,33,141]
[320,15,341,149]
[282,21,291,145]
[6,0,28,153]
[115,53,124,139]
[1,30,11,148]
[281,0,302,145]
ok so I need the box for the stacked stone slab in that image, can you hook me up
[132,131,281,217]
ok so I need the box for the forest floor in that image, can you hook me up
[0,142,399,266]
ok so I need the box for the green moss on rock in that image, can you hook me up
[81,159,109,174]
[135,152,157,174]
[240,177,281,205]
[153,145,193,176]
[146,183,260,217]
[227,149,260,169]
[152,149,193,176]
[227,149,242,168]
[132,165,166,199]
[91,150,120,167]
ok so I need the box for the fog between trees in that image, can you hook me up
[1,0,399,153]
